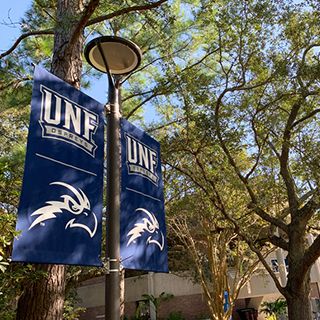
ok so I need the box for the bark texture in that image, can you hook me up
[286,274,312,320]
[284,227,313,320]
[16,264,66,320]
[51,0,87,89]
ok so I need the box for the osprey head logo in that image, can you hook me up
[127,208,164,250]
[28,182,97,238]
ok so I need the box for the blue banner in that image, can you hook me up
[12,66,104,266]
[120,118,168,272]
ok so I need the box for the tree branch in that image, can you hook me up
[278,188,317,219]
[243,232,285,295]
[291,108,320,129]
[0,30,54,59]
[295,190,320,228]
[69,0,100,48]
[268,235,289,251]
[279,99,303,214]
[303,234,320,272]
[247,203,289,234]
[297,43,320,91]
[85,0,168,27]
[0,0,169,60]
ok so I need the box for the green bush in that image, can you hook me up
[167,311,185,320]
[260,297,288,320]
[194,312,212,320]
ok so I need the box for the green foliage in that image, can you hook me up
[1,0,320,319]
[0,212,20,259]
[0,145,26,208]
[141,292,174,320]
[260,297,288,320]
[63,289,86,320]
[142,291,174,306]
[194,313,212,320]
[0,256,9,273]
[158,1,320,319]
[167,311,185,320]
[0,263,47,318]
[132,304,149,320]
[0,146,25,272]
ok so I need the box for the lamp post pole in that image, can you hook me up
[106,76,121,320]
[84,36,142,320]
[96,38,122,320]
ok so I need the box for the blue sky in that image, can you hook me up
[0,0,107,103]
[0,1,157,123]
[0,1,32,52]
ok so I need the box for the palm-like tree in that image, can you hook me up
[260,297,288,320]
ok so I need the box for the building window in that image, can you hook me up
[270,258,288,273]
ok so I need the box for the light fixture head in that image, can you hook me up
[84,36,142,75]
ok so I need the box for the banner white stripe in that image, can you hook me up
[125,187,161,202]
[36,153,97,176]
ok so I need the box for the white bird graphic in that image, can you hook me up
[28,182,97,238]
[127,208,164,250]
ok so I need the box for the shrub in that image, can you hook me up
[167,311,185,320]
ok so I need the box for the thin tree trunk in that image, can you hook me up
[120,269,125,320]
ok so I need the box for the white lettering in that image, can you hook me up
[125,133,159,186]
[63,101,81,134]
[43,89,61,125]
[138,143,149,169]
[127,136,137,164]
[149,149,157,173]
[83,110,97,140]
[39,85,99,157]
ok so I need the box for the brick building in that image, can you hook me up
[75,247,320,320]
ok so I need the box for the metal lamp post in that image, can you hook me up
[84,36,142,320]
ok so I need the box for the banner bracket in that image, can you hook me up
[104,258,123,274]
[105,103,111,115]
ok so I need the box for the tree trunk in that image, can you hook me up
[285,266,312,320]
[16,264,66,320]
[286,286,312,320]
[51,0,85,90]
[285,229,313,320]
